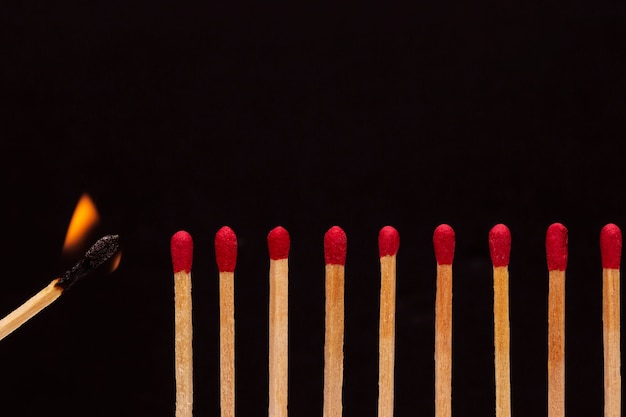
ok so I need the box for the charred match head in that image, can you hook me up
[57,234,120,290]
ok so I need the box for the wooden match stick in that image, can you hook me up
[489,224,512,417]
[268,226,290,417]
[215,226,238,417]
[546,222,567,417]
[323,226,347,417]
[600,223,621,417]
[377,225,400,417]
[0,234,119,341]
[433,224,455,417]
[170,230,194,417]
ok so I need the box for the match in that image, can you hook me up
[377,225,399,417]
[268,226,290,417]
[600,223,621,417]
[323,225,347,417]
[489,223,512,417]
[161,222,625,416]
[215,226,238,417]
[170,230,194,417]
[546,222,567,417]
[0,234,120,341]
[433,224,455,417]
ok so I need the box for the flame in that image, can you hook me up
[62,193,100,255]
[110,250,122,272]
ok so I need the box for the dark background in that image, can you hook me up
[1,2,625,416]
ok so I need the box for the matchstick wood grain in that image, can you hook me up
[0,279,63,341]
[433,224,455,417]
[489,224,511,417]
[546,223,567,417]
[215,226,238,417]
[377,226,399,417]
[171,230,194,417]
[323,226,347,417]
[601,223,621,417]
[268,226,290,417]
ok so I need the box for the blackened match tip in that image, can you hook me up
[85,234,119,262]
[57,234,121,290]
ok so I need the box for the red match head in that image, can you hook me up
[601,223,622,269]
[433,224,455,265]
[324,226,347,265]
[378,225,400,257]
[489,224,511,267]
[170,230,193,273]
[546,223,568,271]
[268,226,290,260]
[215,226,237,272]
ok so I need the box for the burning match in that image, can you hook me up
[0,193,120,341]
[0,234,120,341]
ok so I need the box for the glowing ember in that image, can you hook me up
[62,193,100,255]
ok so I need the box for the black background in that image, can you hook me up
[1,2,625,416]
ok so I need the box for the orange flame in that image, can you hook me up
[110,250,122,272]
[62,193,100,255]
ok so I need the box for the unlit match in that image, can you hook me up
[601,223,621,417]
[489,224,512,417]
[0,234,120,342]
[433,224,455,417]
[161,223,626,416]
[268,226,290,417]
[215,226,238,417]
[377,225,399,417]
[323,226,347,417]
[171,230,194,417]
[546,222,567,417]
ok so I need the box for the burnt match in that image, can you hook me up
[0,234,120,341]
[58,234,120,289]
